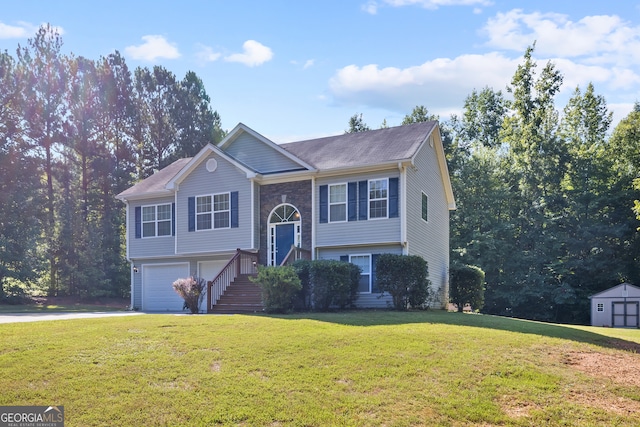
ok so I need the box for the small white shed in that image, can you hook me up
[590,283,640,328]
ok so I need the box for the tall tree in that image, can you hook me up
[170,71,224,161]
[345,113,370,133]
[401,105,437,125]
[0,50,42,298]
[134,66,178,177]
[16,24,68,295]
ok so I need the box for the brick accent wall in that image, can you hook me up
[259,180,312,265]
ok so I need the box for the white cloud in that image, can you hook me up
[362,1,379,14]
[303,59,315,69]
[483,10,640,66]
[124,35,180,61]
[329,52,519,113]
[363,0,491,14]
[224,40,273,67]
[196,44,222,62]
[0,22,60,39]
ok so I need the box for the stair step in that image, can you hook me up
[210,274,263,314]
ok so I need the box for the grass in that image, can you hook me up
[0,310,639,426]
[0,298,128,313]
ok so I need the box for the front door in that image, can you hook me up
[268,203,301,266]
[275,223,295,266]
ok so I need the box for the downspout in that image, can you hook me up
[311,176,316,260]
[174,188,179,255]
[399,162,408,255]
[250,178,255,250]
[123,199,134,310]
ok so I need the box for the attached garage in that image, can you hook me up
[142,263,190,311]
[590,283,640,328]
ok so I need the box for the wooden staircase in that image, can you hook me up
[210,274,263,314]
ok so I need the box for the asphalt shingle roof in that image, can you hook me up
[280,121,437,170]
[117,157,192,199]
[117,121,438,200]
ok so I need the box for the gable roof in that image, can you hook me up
[116,157,191,201]
[590,283,640,298]
[280,121,438,170]
[219,123,315,173]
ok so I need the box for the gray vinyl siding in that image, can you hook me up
[176,153,253,254]
[317,244,402,308]
[128,196,176,258]
[225,132,303,173]
[316,170,401,247]
[406,136,450,308]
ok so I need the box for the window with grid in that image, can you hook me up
[329,183,347,222]
[142,204,171,237]
[369,179,388,219]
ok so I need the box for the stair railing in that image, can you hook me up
[207,249,259,312]
[280,245,312,266]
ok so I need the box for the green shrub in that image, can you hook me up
[291,260,312,310]
[251,266,302,313]
[376,254,430,310]
[449,264,485,312]
[309,260,359,311]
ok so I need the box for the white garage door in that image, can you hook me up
[142,263,190,311]
[198,260,228,311]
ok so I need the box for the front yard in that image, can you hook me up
[0,311,639,426]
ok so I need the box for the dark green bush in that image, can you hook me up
[449,263,485,312]
[309,260,359,311]
[251,266,302,313]
[376,254,430,310]
[291,259,312,310]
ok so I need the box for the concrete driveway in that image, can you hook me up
[0,311,145,324]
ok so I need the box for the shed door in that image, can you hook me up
[612,301,640,328]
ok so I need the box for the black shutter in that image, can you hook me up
[389,177,399,218]
[188,197,195,232]
[348,182,357,221]
[319,185,328,223]
[230,191,239,228]
[171,203,176,236]
[135,206,142,238]
[371,254,379,293]
[358,180,368,220]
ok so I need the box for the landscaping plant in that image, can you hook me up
[172,276,206,314]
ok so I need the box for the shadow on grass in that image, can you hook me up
[262,309,640,353]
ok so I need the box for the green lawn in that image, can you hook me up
[0,311,639,426]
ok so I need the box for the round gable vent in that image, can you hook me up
[206,158,218,172]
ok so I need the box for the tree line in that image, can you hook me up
[350,45,640,324]
[1,25,638,324]
[0,24,224,299]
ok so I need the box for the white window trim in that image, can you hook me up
[350,253,372,294]
[328,183,347,223]
[141,203,172,238]
[596,303,604,312]
[368,178,389,220]
[421,191,428,223]
[195,192,231,231]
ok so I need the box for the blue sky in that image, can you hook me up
[1,1,639,142]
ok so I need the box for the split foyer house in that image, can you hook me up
[116,121,456,312]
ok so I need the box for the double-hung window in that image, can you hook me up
[196,193,230,230]
[213,193,230,228]
[142,204,171,237]
[350,254,371,293]
[369,178,388,219]
[329,183,347,222]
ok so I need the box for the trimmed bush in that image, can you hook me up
[291,259,312,310]
[309,260,360,311]
[251,266,302,313]
[376,254,430,310]
[172,276,206,314]
[449,264,485,312]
